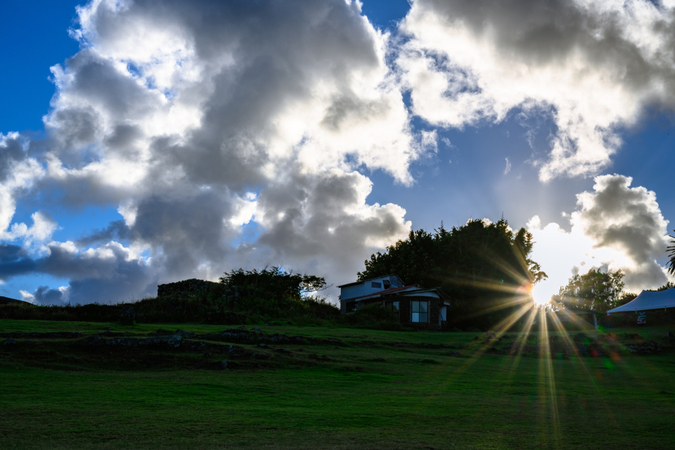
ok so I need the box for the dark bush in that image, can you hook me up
[0,292,339,326]
[0,302,120,322]
[338,303,401,329]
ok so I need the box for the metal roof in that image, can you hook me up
[344,285,444,303]
[337,274,403,288]
[607,288,675,314]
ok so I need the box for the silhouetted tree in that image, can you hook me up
[358,218,547,328]
[220,266,326,314]
[557,269,625,312]
[668,230,675,275]
[653,281,675,291]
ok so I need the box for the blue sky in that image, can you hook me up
[0,1,83,132]
[1,0,673,305]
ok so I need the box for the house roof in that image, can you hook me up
[337,274,403,288]
[345,285,444,303]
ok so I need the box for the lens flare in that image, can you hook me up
[416,250,638,448]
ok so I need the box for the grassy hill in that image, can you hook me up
[1,319,675,449]
[0,296,30,305]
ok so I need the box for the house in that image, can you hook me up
[338,274,450,328]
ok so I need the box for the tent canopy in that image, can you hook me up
[607,288,675,314]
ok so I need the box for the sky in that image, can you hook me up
[1,0,674,306]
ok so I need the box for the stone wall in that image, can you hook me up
[157,279,222,299]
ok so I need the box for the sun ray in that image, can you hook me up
[410,299,540,420]
[505,305,539,376]
[435,274,529,295]
[536,307,561,447]
[452,295,533,322]
[547,307,622,431]
[446,299,535,377]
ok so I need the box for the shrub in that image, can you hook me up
[339,303,400,329]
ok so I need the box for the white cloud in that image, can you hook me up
[229,192,259,228]
[1,0,420,303]
[398,0,675,181]
[19,290,36,304]
[504,157,511,175]
[0,133,46,235]
[4,211,58,253]
[529,174,672,303]
[13,0,674,306]
[47,0,421,185]
[571,174,671,289]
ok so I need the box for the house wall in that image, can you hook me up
[341,299,356,314]
[398,297,443,329]
[344,293,446,329]
[339,275,404,303]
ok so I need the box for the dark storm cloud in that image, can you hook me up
[253,170,410,292]
[321,94,391,132]
[0,239,157,305]
[0,136,27,181]
[0,244,36,279]
[76,220,129,247]
[32,286,68,305]
[128,190,239,279]
[20,242,158,305]
[65,50,159,119]
[47,107,102,155]
[103,124,144,159]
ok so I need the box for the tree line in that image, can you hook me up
[357,218,547,328]
[552,228,675,313]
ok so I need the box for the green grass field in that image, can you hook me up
[1,319,675,449]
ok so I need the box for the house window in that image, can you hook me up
[411,300,428,323]
[385,301,399,315]
[383,280,391,289]
[371,281,382,288]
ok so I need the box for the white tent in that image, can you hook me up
[607,288,675,314]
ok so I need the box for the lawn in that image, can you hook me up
[1,319,674,449]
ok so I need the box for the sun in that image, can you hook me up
[531,284,553,306]
[532,294,550,306]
